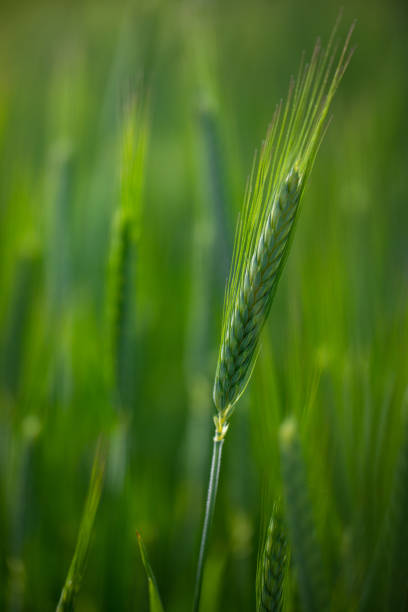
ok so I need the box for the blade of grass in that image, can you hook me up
[56,436,108,612]
[137,531,165,612]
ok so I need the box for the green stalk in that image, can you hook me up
[193,431,224,612]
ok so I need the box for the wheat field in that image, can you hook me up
[0,1,407,611]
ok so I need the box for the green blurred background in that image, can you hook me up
[0,0,407,610]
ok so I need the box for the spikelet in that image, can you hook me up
[257,501,288,612]
[279,418,329,611]
[212,23,354,438]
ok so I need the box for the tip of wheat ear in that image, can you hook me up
[212,23,354,424]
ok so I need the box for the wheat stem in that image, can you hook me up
[193,431,224,612]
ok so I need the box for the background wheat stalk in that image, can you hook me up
[55,93,149,610]
[193,20,354,611]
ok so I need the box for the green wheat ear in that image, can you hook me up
[212,22,354,439]
[257,500,288,612]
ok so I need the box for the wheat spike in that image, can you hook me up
[212,22,354,439]
[257,501,288,612]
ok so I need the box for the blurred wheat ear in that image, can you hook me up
[106,92,149,406]
[279,418,329,612]
[56,92,150,611]
[257,500,288,612]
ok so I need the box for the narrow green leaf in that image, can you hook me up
[137,532,165,612]
[56,436,108,611]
